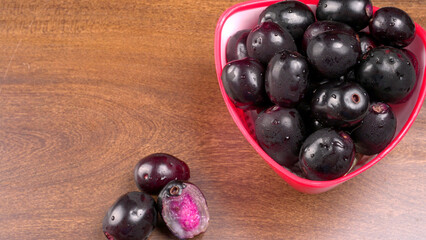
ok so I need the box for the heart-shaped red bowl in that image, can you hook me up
[214,0,426,194]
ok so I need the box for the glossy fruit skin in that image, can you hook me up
[255,106,306,167]
[258,1,315,43]
[158,181,209,239]
[247,22,297,65]
[398,49,419,103]
[102,192,157,240]
[369,7,415,48]
[307,31,361,79]
[134,153,190,195]
[356,46,416,103]
[221,58,266,109]
[299,128,355,181]
[316,0,373,31]
[226,29,250,62]
[351,102,396,155]
[302,21,357,54]
[311,81,369,128]
[265,50,310,107]
[358,32,377,55]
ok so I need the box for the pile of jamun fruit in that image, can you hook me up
[222,0,419,181]
[102,153,209,239]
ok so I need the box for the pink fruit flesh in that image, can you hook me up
[170,193,200,231]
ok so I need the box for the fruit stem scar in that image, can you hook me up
[170,186,180,196]
[352,94,360,103]
[372,104,385,113]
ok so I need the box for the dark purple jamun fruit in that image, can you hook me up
[302,21,357,54]
[255,105,306,167]
[356,46,416,103]
[351,102,397,155]
[311,81,369,128]
[158,181,209,239]
[299,128,355,181]
[369,7,415,48]
[307,31,361,79]
[226,29,250,62]
[358,32,377,55]
[134,153,190,195]
[265,50,309,107]
[102,192,157,240]
[221,58,267,109]
[258,1,315,43]
[247,22,297,65]
[316,0,373,31]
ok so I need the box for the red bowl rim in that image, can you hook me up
[214,0,426,189]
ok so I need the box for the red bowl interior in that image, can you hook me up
[214,0,426,194]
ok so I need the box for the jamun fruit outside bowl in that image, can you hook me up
[214,0,426,194]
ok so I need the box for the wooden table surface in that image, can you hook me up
[0,0,425,239]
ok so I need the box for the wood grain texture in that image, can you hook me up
[0,0,425,239]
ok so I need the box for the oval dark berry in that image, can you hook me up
[265,50,309,107]
[134,153,190,195]
[226,29,250,62]
[158,181,209,239]
[307,31,360,78]
[358,32,377,55]
[221,58,267,109]
[255,106,306,167]
[369,7,415,48]
[102,192,157,240]
[259,1,315,43]
[316,0,373,31]
[311,81,369,128]
[247,22,297,65]
[302,21,357,54]
[299,128,355,181]
[351,102,397,155]
[356,46,416,103]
